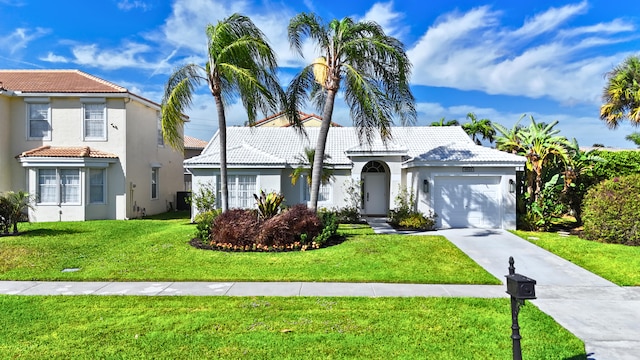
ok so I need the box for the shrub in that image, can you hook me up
[210,209,260,248]
[206,205,330,252]
[582,174,640,245]
[387,185,436,231]
[193,209,222,240]
[316,209,339,246]
[398,212,436,231]
[333,206,362,224]
[189,182,217,213]
[0,191,33,234]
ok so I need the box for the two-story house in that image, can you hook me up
[0,69,184,221]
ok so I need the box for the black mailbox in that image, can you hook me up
[505,273,536,300]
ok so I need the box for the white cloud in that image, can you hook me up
[66,42,172,71]
[117,0,151,11]
[360,2,407,39]
[407,4,636,106]
[39,52,69,63]
[0,27,50,54]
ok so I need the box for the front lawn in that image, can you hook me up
[515,230,640,286]
[0,219,498,284]
[0,296,586,359]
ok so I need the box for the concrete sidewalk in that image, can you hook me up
[0,281,507,298]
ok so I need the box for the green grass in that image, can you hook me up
[515,230,640,286]
[0,296,586,359]
[0,220,498,284]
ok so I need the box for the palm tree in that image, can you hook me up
[625,132,640,148]
[286,13,416,211]
[494,115,525,154]
[462,112,495,145]
[430,117,459,126]
[161,14,282,212]
[600,55,640,128]
[1,191,34,234]
[290,147,335,188]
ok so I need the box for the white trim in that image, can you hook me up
[19,157,117,168]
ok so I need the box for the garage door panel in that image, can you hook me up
[434,176,501,229]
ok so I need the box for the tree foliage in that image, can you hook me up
[461,112,495,145]
[600,55,640,128]
[161,13,282,212]
[286,13,415,211]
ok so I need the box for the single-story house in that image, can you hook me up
[185,126,526,229]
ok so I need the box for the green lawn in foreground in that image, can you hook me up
[0,219,498,284]
[0,296,585,359]
[515,230,640,286]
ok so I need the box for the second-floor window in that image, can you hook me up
[157,112,164,147]
[27,102,51,140]
[84,103,106,140]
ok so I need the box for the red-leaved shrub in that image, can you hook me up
[210,209,259,247]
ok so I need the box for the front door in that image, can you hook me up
[363,173,387,215]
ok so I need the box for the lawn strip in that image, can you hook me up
[515,230,640,286]
[0,221,497,284]
[0,296,585,359]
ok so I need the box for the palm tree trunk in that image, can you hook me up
[310,89,338,211]
[214,95,229,212]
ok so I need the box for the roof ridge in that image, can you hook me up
[71,70,127,92]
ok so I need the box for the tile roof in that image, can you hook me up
[0,70,127,93]
[185,126,525,167]
[18,146,118,159]
[252,111,342,127]
[184,135,208,150]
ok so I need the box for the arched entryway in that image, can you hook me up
[361,160,390,216]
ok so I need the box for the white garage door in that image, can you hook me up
[434,176,501,228]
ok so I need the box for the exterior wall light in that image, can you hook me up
[423,179,429,193]
[509,179,516,193]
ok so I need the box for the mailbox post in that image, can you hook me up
[505,257,536,360]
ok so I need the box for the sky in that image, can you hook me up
[2,0,640,148]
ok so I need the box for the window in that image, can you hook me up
[38,169,57,203]
[151,168,159,199]
[157,112,164,146]
[83,103,106,140]
[89,169,105,204]
[37,168,80,204]
[303,181,332,202]
[226,175,256,208]
[28,102,51,140]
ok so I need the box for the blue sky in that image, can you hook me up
[2,0,640,148]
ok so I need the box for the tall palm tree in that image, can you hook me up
[290,147,335,188]
[286,13,416,211]
[430,117,459,126]
[462,112,495,145]
[161,14,282,212]
[600,55,640,128]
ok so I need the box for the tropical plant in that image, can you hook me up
[0,191,34,234]
[494,115,525,154]
[254,190,285,219]
[600,55,640,129]
[161,13,283,212]
[188,182,217,213]
[560,139,604,225]
[430,117,460,126]
[462,112,495,145]
[625,132,640,148]
[286,13,416,211]
[290,147,335,188]
[387,185,436,231]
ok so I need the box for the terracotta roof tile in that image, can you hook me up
[184,135,208,149]
[0,70,127,93]
[18,146,118,159]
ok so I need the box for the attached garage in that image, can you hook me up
[434,176,502,228]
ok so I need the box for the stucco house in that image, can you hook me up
[185,126,526,229]
[0,69,184,221]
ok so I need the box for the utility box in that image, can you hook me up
[505,273,536,300]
